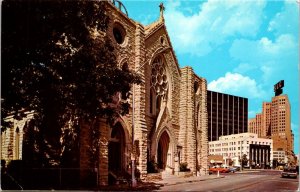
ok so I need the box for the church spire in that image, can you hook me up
[159,2,165,22]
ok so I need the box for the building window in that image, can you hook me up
[113,23,126,44]
[150,56,168,115]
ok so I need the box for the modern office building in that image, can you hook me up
[249,94,294,164]
[207,90,248,141]
[208,133,273,168]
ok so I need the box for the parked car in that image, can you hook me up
[229,166,240,173]
[209,166,230,173]
[281,167,298,179]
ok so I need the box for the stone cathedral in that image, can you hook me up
[1,1,209,186]
[79,1,208,185]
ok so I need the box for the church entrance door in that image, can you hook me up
[157,131,170,170]
[108,123,125,174]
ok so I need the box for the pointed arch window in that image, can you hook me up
[150,56,168,115]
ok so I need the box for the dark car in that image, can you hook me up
[229,166,240,173]
[281,167,298,179]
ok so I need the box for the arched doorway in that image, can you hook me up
[157,131,170,170]
[108,123,125,173]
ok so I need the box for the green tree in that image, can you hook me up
[1,0,140,167]
[241,154,248,168]
[227,158,233,166]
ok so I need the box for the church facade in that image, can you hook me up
[78,2,209,185]
[1,1,209,187]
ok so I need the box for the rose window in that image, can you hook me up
[151,57,168,97]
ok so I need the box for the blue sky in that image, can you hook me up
[122,0,299,154]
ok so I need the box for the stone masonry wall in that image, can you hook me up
[179,66,196,174]
[98,118,110,185]
[79,122,92,186]
[106,3,136,70]
[1,112,34,162]
[80,118,110,186]
[198,78,209,175]
[178,68,188,163]
[134,23,148,179]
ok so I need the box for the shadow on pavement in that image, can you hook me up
[99,181,164,191]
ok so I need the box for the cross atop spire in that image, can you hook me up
[159,2,165,22]
[159,2,165,13]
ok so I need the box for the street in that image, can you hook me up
[157,170,299,191]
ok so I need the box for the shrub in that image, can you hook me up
[147,160,159,173]
[179,162,190,172]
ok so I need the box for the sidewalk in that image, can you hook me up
[235,168,276,173]
[157,174,225,186]
[99,174,225,191]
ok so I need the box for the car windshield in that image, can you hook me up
[283,168,297,172]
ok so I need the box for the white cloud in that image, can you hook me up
[229,34,297,85]
[230,34,297,62]
[164,0,266,56]
[208,72,266,99]
[260,65,274,82]
[139,14,157,25]
[267,0,298,36]
[233,63,257,74]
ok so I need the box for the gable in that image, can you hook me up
[144,24,181,78]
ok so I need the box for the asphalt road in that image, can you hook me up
[157,170,299,191]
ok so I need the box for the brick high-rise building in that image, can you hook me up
[207,91,248,142]
[248,102,271,138]
[249,94,294,164]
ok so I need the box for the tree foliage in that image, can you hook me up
[1,0,140,166]
[241,154,248,167]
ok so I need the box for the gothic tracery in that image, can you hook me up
[150,56,168,114]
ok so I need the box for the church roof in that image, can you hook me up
[144,21,164,36]
[144,2,165,36]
